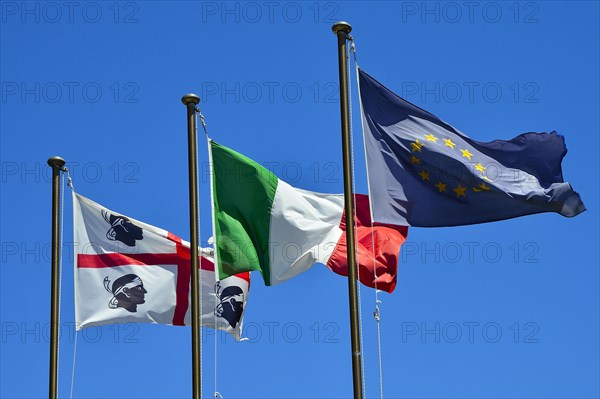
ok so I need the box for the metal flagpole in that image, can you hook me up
[47,156,66,399]
[182,93,202,399]
[332,21,364,399]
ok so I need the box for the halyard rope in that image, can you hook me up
[69,331,78,399]
[193,111,206,397]
[197,105,225,396]
[65,169,78,399]
[346,35,367,399]
[56,167,67,397]
[350,37,385,399]
[198,107,209,138]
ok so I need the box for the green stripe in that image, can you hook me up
[211,140,278,285]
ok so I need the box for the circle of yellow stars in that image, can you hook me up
[410,133,493,198]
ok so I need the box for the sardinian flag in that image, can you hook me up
[73,192,249,340]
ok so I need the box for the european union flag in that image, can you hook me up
[359,69,586,227]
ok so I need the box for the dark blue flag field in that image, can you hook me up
[359,69,586,227]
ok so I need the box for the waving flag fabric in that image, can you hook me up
[359,68,586,227]
[73,192,250,340]
[209,140,407,293]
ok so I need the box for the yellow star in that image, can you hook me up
[460,149,473,160]
[418,169,430,181]
[453,184,467,198]
[472,182,491,193]
[411,140,424,152]
[410,155,421,165]
[424,133,438,143]
[435,181,447,192]
[443,138,456,149]
[475,163,486,173]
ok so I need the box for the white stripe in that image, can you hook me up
[268,181,344,285]
[357,66,376,225]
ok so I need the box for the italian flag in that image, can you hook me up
[209,140,408,293]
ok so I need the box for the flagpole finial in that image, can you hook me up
[332,21,352,35]
[181,93,200,106]
[47,156,66,169]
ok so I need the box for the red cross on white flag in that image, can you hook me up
[73,192,250,340]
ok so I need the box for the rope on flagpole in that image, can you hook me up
[63,167,78,399]
[69,331,78,399]
[196,109,223,399]
[214,273,218,398]
[197,104,227,399]
[197,106,210,138]
[196,107,223,399]
[346,35,367,399]
[193,111,205,397]
[54,167,69,396]
[65,166,74,190]
[210,234,219,396]
[350,38,385,399]
[199,108,227,397]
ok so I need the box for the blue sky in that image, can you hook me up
[1,1,598,398]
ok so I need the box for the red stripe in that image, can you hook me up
[231,271,251,285]
[78,231,250,325]
[78,253,183,268]
[169,233,189,326]
[77,249,214,272]
[326,194,408,293]
[337,194,408,237]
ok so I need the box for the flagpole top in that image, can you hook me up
[332,21,352,35]
[47,156,66,169]
[181,93,200,106]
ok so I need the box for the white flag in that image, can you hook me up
[73,192,249,340]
